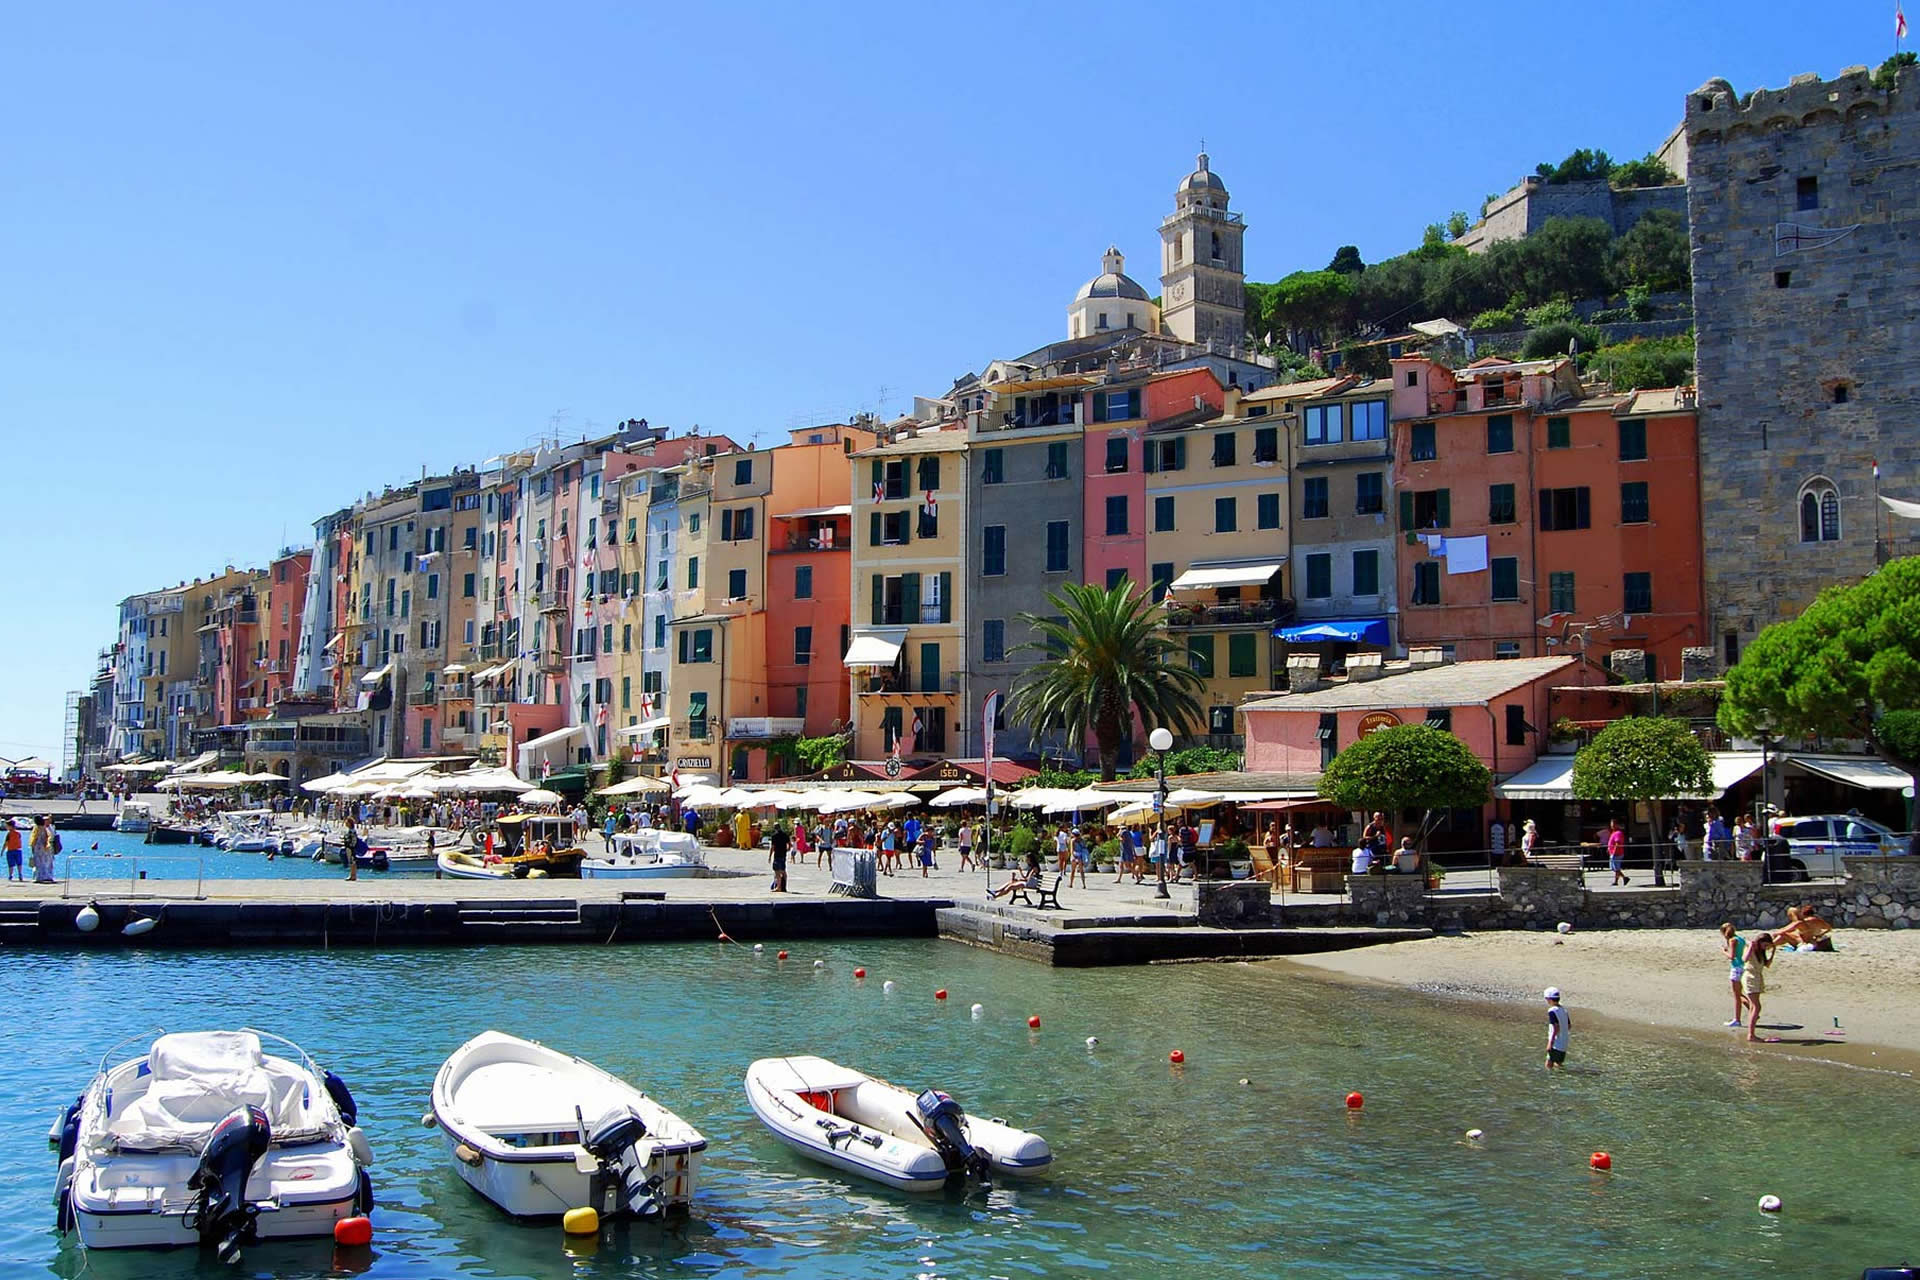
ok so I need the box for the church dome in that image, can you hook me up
[1074,245,1150,302]
[1178,151,1227,194]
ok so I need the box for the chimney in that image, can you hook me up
[1223,387,1243,417]
[1346,652,1384,681]
[1608,648,1648,680]
[1407,646,1448,669]
[1286,653,1326,694]
[1681,646,1717,682]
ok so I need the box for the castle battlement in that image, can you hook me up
[1687,65,1912,141]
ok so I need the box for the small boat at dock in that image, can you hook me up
[579,829,706,879]
[430,1031,705,1219]
[113,802,154,834]
[743,1056,1050,1192]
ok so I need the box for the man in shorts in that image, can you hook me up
[4,819,22,881]
[1543,988,1570,1069]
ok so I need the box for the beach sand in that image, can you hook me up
[1282,927,1920,1062]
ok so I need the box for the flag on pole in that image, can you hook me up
[1899,4,1908,40]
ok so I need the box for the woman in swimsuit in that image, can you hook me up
[1719,922,1747,1028]
[1743,932,1777,1043]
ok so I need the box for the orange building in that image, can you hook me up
[262,549,310,712]
[1391,355,1705,676]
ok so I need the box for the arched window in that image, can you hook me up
[1798,478,1840,543]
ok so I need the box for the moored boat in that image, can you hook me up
[113,802,153,834]
[431,1031,705,1219]
[145,821,198,845]
[743,1056,1050,1193]
[50,1029,373,1260]
[579,829,706,879]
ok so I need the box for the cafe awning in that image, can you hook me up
[618,716,671,737]
[844,627,909,669]
[1276,618,1390,645]
[359,663,392,687]
[1788,755,1913,790]
[1498,752,1765,801]
[1170,563,1283,591]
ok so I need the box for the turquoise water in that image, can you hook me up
[3,940,1913,1278]
[41,829,420,881]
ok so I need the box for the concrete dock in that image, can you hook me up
[0,842,1423,965]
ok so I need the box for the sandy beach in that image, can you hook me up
[1284,927,1920,1062]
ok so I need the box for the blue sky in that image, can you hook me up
[0,1,1899,763]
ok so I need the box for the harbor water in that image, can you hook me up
[2,938,1912,1278]
[37,828,411,881]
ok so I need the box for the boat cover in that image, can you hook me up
[108,1032,312,1145]
[753,1056,866,1094]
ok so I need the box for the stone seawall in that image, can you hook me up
[1320,857,1918,931]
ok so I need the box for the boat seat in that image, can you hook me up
[1009,875,1063,910]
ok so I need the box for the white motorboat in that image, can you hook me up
[430,1031,705,1219]
[50,1029,373,1260]
[579,830,707,879]
[743,1056,1050,1193]
[113,802,154,834]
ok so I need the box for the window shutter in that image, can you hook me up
[1143,439,1157,473]
[871,574,883,625]
[870,459,882,492]
[1173,437,1186,471]
[939,571,952,623]
[719,509,733,541]
[1398,490,1414,531]
[1538,489,1553,531]
[742,508,754,540]
[1437,488,1451,528]
[1128,389,1141,418]
[1576,487,1591,529]
[918,457,940,491]
[677,629,689,664]
[902,572,921,622]
[870,512,882,546]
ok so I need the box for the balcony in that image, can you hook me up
[1163,597,1295,629]
[408,689,439,707]
[533,590,565,612]
[856,669,962,696]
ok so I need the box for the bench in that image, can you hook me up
[1009,874,1064,910]
[1525,852,1587,878]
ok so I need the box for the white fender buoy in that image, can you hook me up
[753,943,764,952]
[813,959,825,969]
[1085,1036,1099,1048]
[970,1003,984,1018]
[1758,1194,1783,1213]
[121,915,156,937]
[348,1126,374,1167]
[1466,1128,1484,1141]
[1556,921,1573,934]
[75,904,101,933]
[882,980,896,993]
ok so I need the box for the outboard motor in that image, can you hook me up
[583,1107,662,1217]
[914,1090,991,1182]
[187,1105,271,1264]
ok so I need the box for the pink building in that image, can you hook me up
[1081,367,1223,593]
[1242,655,1601,837]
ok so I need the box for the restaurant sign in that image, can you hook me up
[676,756,713,769]
[1356,711,1402,736]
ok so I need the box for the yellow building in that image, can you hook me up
[610,468,658,760]
[846,425,970,762]
[1142,387,1292,748]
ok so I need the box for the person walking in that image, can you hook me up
[1707,810,1731,861]
[1719,922,1748,1027]
[344,821,363,882]
[957,819,975,872]
[768,823,789,893]
[603,809,617,852]
[1067,826,1090,889]
[1054,825,1071,873]
[878,821,897,876]
[1742,933,1777,1042]
[918,824,937,878]
[1606,819,1629,886]
[5,819,23,882]
[30,816,57,884]
[1543,988,1571,1069]
[1521,818,1540,863]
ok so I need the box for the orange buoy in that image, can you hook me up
[854,967,867,979]
[1169,1050,1186,1064]
[935,989,948,1001]
[1027,1015,1041,1029]
[1345,1092,1364,1110]
[1590,1151,1612,1171]
[777,950,789,960]
[334,1215,373,1247]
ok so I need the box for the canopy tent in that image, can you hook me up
[1496,752,1764,801]
[1169,563,1283,592]
[516,725,585,780]
[1274,619,1390,645]
[595,774,671,797]
[843,628,908,670]
[1237,797,1342,813]
[1786,755,1914,790]
[616,716,672,737]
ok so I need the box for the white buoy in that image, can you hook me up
[1238,1078,1251,1086]
[753,943,764,952]
[1466,1128,1484,1141]
[970,1003,984,1018]
[122,916,156,937]
[75,904,101,933]
[1758,1194,1783,1213]
[1085,1036,1099,1048]
[882,980,896,993]
[1556,921,1573,934]
[813,959,825,969]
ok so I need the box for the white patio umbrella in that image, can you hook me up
[302,774,349,794]
[1108,800,1158,824]
[868,792,920,811]
[741,790,799,809]
[928,786,988,808]
[595,775,670,797]
[1165,788,1227,809]
[671,774,715,791]
[1008,788,1070,810]
[1043,788,1129,815]
[816,790,884,815]
[518,788,565,806]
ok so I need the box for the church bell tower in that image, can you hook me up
[1159,152,1246,346]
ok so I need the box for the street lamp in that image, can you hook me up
[1150,726,1174,900]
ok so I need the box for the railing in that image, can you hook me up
[408,689,438,706]
[1163,597,1295,628]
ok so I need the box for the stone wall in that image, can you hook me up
[1457,178,1688,253]
[1685,66,1920,651]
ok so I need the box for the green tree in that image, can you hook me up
[1265,269,1356,352]
[1318,725,1492,846]
[1326,244,1365,275]
[1535,148,1614,184]
[1720,558,1920,791]
[1522,321,1602,359]
[1006,581,1205,781]
[1583,333,1694,390]
[1611,209,1690,293]
[793,732,849,774]
[1571,716,1711,884]
[1125,745,1241,779]
[1608,153,1676,188]
[1447,210,1471,239]
[1875,51,1917,90]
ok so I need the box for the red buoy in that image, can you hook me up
[935,988,948,1000]
[1345,1092,1364,1110]
[1590,1151,1612,1171]
[853,967,867,979]
[777,950,789,960]
[1169,1049,1186,1064]
[334,1216,372,1247]
[1027,1015,1041,1029]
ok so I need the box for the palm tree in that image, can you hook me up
[1005,580,1205,781]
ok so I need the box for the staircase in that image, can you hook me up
[0,905,42,946]
[455,900,588,938]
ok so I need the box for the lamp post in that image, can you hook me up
[1150,726,1174,900]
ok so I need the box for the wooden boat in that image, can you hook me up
[743,1056,1050,1193]
[442,813,585,879]
[431,1031,705,1219]
[51,1029,372,1260]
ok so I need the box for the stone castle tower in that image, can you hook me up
[1685,66,1920,665]
[1159,152,1246,344]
